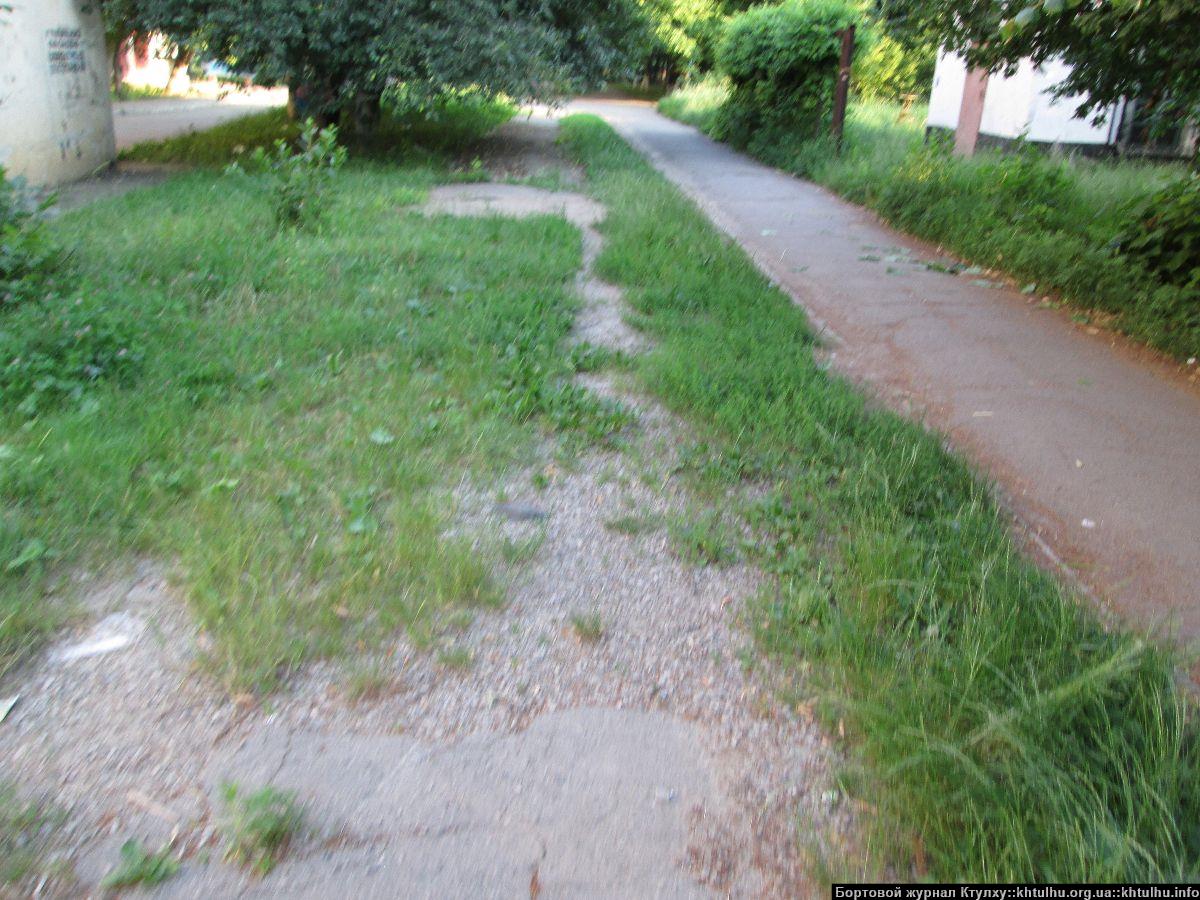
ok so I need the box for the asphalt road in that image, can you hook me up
[111,89,286,151]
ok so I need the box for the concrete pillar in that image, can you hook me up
[0,0,116,186]
[954,66,989,157]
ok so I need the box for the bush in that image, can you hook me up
[1119,172,1200,292]
[0,169,60,308]
[0,297,142,415]
[714,0,860,155]
[228,118,347,229]
[851,29,934,103]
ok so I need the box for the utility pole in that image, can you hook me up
[830,24,855,153]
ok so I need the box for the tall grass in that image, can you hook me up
[559,113,1200,881]
[659,80,1196,361]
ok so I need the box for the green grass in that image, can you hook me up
[558,113,1200,881]
[0,105,627,691]
[121,108,299,166]
[0,782,63,888]
[112,83,168,102]
[100,839,179,889]
[220,784,303,876]
[659,81,1196,361]
[569,611,605,642]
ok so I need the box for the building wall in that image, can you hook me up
[118,32,192,92]
[926,51,1117,147]
[0,0,116,186]
[926,48,966,131]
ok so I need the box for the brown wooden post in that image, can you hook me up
[830,24,855,152]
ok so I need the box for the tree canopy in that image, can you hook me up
[101,0,641,127]
[883,0,1200,123]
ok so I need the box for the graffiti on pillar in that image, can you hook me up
[47,27,86,74]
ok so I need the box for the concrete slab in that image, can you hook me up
[165,709,717,899]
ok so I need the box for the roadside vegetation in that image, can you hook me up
[559,113,1199,881]
[660,79,1197,361]
[0,100,631,691]
[121,91,517,167]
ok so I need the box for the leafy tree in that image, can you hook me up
[636,0,757,79]
[91,0,204,92]
[129,0,640,132]
[887,0,1200,126]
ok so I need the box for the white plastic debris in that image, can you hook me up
[0,695,17,723]
[1081,518,1096,529]
[52,612,145,663]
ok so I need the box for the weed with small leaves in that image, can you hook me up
[221,784,303,876]
[101,839,179,890]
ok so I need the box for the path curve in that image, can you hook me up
[566,99,1200,651]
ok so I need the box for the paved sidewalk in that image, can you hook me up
[569,99,1200,647]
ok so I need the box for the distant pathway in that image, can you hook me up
[568,99,1200,649]
[112,89,286,151]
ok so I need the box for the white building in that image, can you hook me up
[927,50,1194,157]
[0,0,116,186]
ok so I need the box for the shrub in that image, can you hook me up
[714,0,860,155]
[851,30,934,103]
[0,169,60,308]
[1118,172,1200,292]
[228,118,347,229]
[0,296,142,415]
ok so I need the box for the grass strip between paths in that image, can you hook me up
[558,113,1199,882]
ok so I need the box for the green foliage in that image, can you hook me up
[713,0,861,154]
[228,119,348,230]
[893,0,1200,127]
[635,0,756,78]
[1119,173,1200,293]
[101,840,179,889]
[670,510,739,566]
[0,296,143,416]
[851,28,933,101]
[122,94,517,169]
[221,784,303,875]
[559,112,1200,881]
[146,0,639,127]
[122,109,300,166]
[0,131,628,688]
[570,611,605,642]
[0,169,60,309]
[0,783,61,887]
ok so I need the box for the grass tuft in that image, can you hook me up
[0,782,63,888]
[569,611,605,643]
[101,839,179,889]
[221,783,303,876]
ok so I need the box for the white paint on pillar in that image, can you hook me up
[0,0,116,186]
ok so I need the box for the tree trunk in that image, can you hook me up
[164,47,193,94]
[341,92,383,138]
[111,39,125,95]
